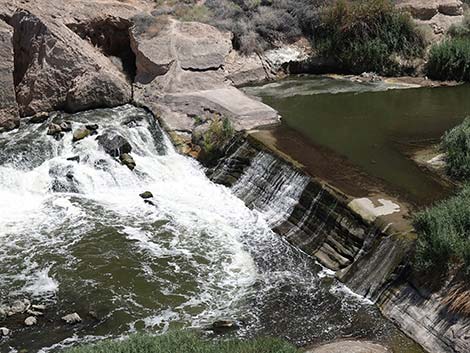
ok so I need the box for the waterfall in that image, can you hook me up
[231,151,310,227]
[0,105,409,351]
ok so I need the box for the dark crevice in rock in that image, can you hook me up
[66,17,137,81]
[9,10,47,89]
[181,65,223,73]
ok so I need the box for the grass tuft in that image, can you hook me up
[426,38,470,82]
[66,331,299,353]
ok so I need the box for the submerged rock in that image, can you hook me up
[120,153,136,170]
[28,112,49,124]
[0,327,9,336]
[0,307,6,320]
[67,156,80,163]
[211,320,238,331]
[96,132,132,157]
[139,191,153,199]
[73,127,91,142]
[8,299,30,316]
[85,124,99,131]
[61,313,82,324]
[24,316,37,326]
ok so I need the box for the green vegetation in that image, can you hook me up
[198,117,235,164]
[441,117,470,180]
[413,118,470,275]
[314,0,425,75]
[413,185,470,274]
[426,38,470,81]
[66,331,299,353]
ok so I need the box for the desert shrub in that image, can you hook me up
[314,0,425,74]
[441,117,470,180]
[67,331,299,353]
[205,0,326,54]
[195,117,235,165]
[413,185,470,274]
[426,38,470,81]
[448,11,470,38]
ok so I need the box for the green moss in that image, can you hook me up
[315,0,425,75]
[426,38,470,82]
[66,331,299,353]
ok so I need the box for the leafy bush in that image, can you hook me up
[441,117,470,180]
[67,331,299,353]
[314,0,425,75]
[426,37,470,81]
[413,185,470,274]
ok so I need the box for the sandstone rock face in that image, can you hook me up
[0,20,19,132]
[397,0,464,36]
[9,9,132,117]
[132,18,279,141]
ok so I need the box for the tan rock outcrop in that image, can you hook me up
[8,9,132,116]
[0,20,19,132]
[132,17,279,136]
[397,0,464,36]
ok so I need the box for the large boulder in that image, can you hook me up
[96,132,132,157]
[130,16,232,83]
[9,9,132,117]
[0,21,19,132]
[132,18,279,139]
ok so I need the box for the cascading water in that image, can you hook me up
[231,151,309,227]
[0,105,421,352]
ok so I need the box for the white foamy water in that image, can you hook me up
[0,105,403,352]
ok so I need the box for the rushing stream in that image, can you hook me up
[0,105,423,352]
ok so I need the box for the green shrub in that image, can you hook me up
[196,117,235,165]
[441,117,470,180]
[413,185,470,274]
[66,331,299,353]
[314,0,425,75]
[426,37,470,81]
[448,12,470,38]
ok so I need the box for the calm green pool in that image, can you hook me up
[244,76,470,205]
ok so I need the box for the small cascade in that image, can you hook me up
[231,151,310,227]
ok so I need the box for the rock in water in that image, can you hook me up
[9,299,30,315]
[47,123,62,136]
[0,327,9,336]
[61,313,82,324]
[120,153,136,170]
[24,316,37,326]
[139,191,153,199]
[96,132,132,157]
[28,112,49,124]
[59,121,72,132]
[73,127,91,142]
[211,320,238,330]
[85,124,99,131]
